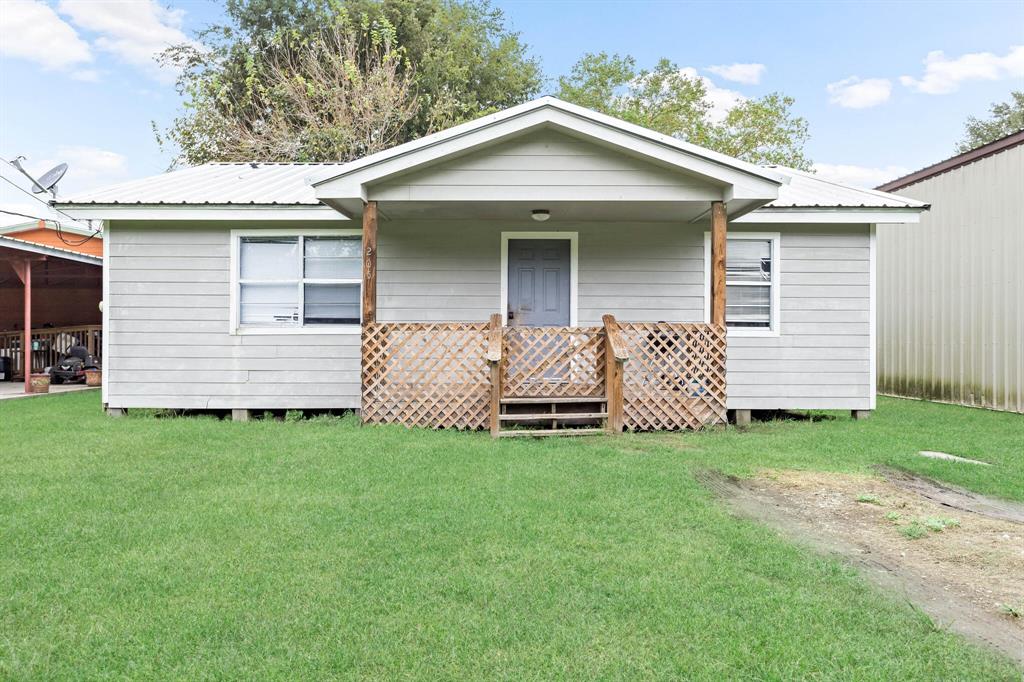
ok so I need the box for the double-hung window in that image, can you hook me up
[235,232,362,331]
[706,231,780,335]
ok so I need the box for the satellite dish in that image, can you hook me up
[32,163,68,194]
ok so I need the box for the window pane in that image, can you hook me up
[304,283,360,324]
[240,237,300,280]
[240,283,299,326]
[726,284,770,328]
[727,239,771,283]
[305,237,361,279]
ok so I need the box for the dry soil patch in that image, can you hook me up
[704,469,1024,666]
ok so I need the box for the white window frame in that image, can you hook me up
[500,231,579,327]
[230,228,363,335]
[703,230,781,337]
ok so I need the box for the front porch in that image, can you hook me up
[356,196,732,435]
[361,316,727,436]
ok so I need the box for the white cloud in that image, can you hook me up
[678,67,746,122]
[826,77,892,109]
[706,63,766,85]
[57,0,197,82]
[70,69,101,82]
[0,0,93,71]
[900,45,1024,95]
[30,145,129,196]
[813,163,910,188]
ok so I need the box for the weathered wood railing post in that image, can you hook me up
[361,200,378,324]
[602,314,627,434]
[710,200,727,327]
[486,313,504,438]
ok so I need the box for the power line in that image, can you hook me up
[0,164,102,247]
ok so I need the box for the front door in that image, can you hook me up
[507,239,571,327]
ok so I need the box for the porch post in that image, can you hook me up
[362,200,378,324]
[21,260,32,393]
[710,201,727,326]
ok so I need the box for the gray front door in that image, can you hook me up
[507,239,571,326]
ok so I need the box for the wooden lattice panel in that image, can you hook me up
[617,323,727,431]
[361,322,490,429]
[503,326,606,398]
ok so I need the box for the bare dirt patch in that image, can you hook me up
[703,469,1024,666]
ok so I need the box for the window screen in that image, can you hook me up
[239,235,361,327]
[725,238,772,329]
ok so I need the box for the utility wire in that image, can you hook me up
[0,165,102,247]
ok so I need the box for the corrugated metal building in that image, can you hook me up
[877,132,1023,413]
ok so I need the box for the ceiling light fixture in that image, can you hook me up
[531,209,550,222]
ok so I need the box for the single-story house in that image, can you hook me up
[876,131,1022,414]
[57,97,926,435]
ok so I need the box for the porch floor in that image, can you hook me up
[0,383,98,400]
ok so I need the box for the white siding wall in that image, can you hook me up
[878,144,1023,413]
[724,225,872,411]
[105,221,361,410]
[105,219,872,412]
[377,220,704,324]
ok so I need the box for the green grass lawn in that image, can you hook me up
[1,392,1021,679]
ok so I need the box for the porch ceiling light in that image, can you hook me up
[531,209,550,222]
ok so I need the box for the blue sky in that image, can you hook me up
[1,0,1022,224]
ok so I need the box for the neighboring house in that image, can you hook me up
[0,223,103,389]
[58,97,925,433]
[877,132,1023,414]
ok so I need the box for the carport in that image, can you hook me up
[0,235,102,393]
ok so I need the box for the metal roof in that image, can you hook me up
[876,130,1024,192]
[765,166,928,209]
[0,235,103,265]
[57,158,925,214]
[59,162,344,206]
[59,161,924,211]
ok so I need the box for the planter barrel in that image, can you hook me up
[29,374,50,394]
[84,369,102,387]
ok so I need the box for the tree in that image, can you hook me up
[160,0,542,164]
[956,91,1024,153]
[161,17,418,163]
[556,53,811,169]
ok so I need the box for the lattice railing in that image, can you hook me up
[617,322,727,430]
[502,326,606,398]
[361,322,490,429]
[360,320,727,432]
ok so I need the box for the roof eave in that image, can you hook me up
[55,203,347,222]
[736,206,928,224]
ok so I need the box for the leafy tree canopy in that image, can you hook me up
[956,91,1024,153]
[556,53,812,170]
[160,0,542,164]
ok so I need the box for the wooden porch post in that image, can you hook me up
[362,201,378,324]
[12,260,32,393]
[711,201,727,327]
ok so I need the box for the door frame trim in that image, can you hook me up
[500,231,578,327]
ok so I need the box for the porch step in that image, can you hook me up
[500,396,606,405]
[498,428,606,438]
[499,412,608,421]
